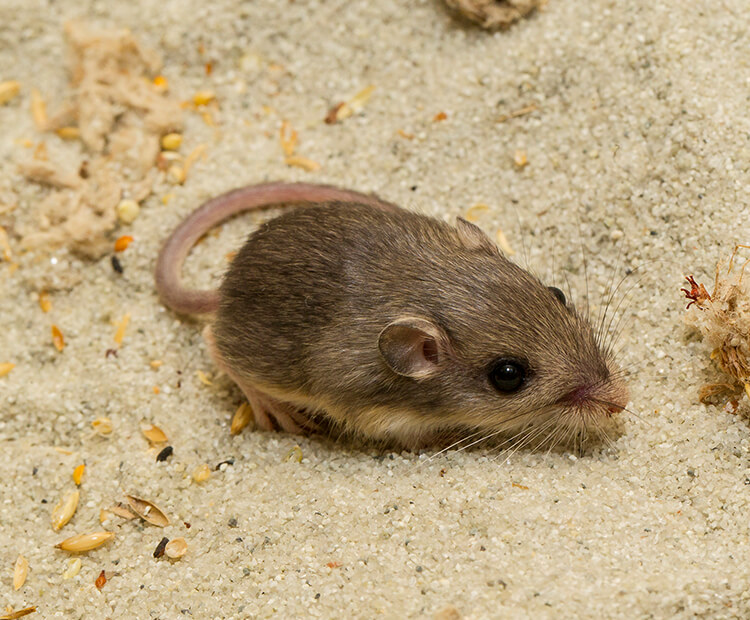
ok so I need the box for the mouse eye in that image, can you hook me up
[548,286,566,305]
[489,359,526,393]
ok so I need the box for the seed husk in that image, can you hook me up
[108,504,137,520]
[0,362,15,377]
[165,537,187,559]
[91,417,113,436]
[125,495,170,527]
[113,313,131,345]
[13,554,28,590]
[62,557,81,579]
[0,606,37,619]
[55,531,114,553]
[285,445,303,463]
[51,490,80,531]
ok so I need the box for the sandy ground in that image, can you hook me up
[2,0,750,618]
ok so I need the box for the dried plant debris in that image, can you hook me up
[683,245,750,403]
[125,495,170,527]
[444,0,542,30]
[17,22,183,258]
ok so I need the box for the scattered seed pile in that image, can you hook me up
[16,21,182,258]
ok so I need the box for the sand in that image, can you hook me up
[2,0,750,618]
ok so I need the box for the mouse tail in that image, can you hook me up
[155,182,399,315]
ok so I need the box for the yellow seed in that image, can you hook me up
[51,325,65,352]
[150,360,163,369]
[279,120,297,157]
[193,90,215,106]
[91,417,113,436]
[168,164,186,184]
[51,489,80,531]
[116,199,140,224]
[72,464,85,485]
[153,75,169,92]
[183,144,206,176]
[161,133,182,150]
[30,88,47,128]
[114,313,131,346]
[285,445,303,463]
[13,554,28,591]
[495,228,515,256]
[56,127,80,140]
[196,370,212,386]
[55,531,114,553]
[38,291,52,313]
[141,423,168,443]
[0,605,37,619]
[464,203,490,223]
[0,80,21,105]
[0,363,15,377]
[161,193,174,205]
[284,156,321,172]
[165,537,187,559]
[745,383,750,400]
[347,84,375,114]
[230,402,253,435]
[513,149,528,168]
[192,463,211,483]
[201,111,215,126]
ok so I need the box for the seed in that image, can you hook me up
[495,228,515,256]
[230,402,253,435]
[55,127,80,140]
[91,417,113,436]
[196,370,212,386]
[192,463,211,483]
[94,569,107,589]
[464,203,490,223]
[168,164,186,184]
[38,291,52,313]
[155,446,173,462]
[51,489,79,530]
[125,495,170,527]
[153,75,169,92]
[150,360,163,369]
[161,133,182,150]
[285,445,303,463]
[51,325,65,352]
[284,156,321,172]
[72,464,85,485]
[279,120,297,157]
[141,423,168,443]
[13,554,28,590]
[513,149,528,168]
[0,362,15,377]
[30,88,47,128]
[62,557,81,579]
[165,537,187,559]
[0,80,21,105]
[193,90,215,106]
[55,531,114,553]
[153,536,169,558]
[114,235,134,252]
[116,199,140,224]
[114,313,130,346]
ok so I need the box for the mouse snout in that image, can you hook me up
[558,371,629,417]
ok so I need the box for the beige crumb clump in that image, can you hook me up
[683,246,750,401]
[443,0,542,30]
[17,21,183,258]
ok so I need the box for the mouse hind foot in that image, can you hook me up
[203,325,319,435]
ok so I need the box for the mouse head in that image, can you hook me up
[376,218,629,446]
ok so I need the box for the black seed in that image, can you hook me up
[111,255,123,274]
[156,446,173,462]
[154,537,169,558]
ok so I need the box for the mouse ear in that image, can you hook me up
[378,317,448,379]
[455,217,500,255]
